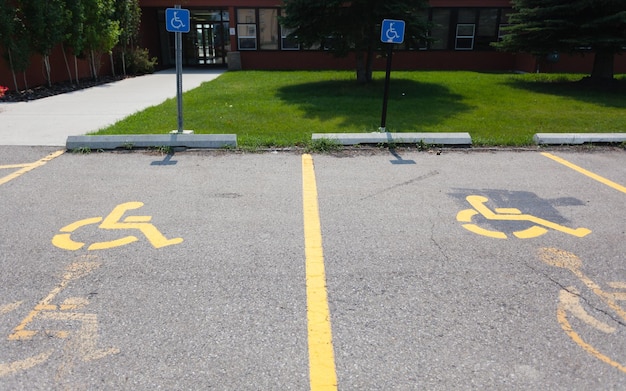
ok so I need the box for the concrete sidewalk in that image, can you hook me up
[0,68,225,146]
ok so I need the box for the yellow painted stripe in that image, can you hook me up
[0,163,30,169]
[541,152,626,194]
[0,150,65,186]
[302,154,338,391]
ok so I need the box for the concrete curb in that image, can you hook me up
[534,133,626,145]
[312,132,472,146]
[66,134,237,150]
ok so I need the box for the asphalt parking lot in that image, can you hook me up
[1,145,626,390]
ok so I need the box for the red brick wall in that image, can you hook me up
[0,45,113,92]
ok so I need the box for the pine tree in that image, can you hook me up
[494,0,626,81]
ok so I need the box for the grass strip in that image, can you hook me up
[93,71,626,148]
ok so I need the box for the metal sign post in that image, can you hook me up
[166,6,191,134]
[379,19,405,132]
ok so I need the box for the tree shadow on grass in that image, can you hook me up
[504,76,626,109]
[276,78,471,132]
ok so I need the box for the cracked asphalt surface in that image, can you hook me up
[1,146,626,389]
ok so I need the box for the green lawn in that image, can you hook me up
[93,70,626,147]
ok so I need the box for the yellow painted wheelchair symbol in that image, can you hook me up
[457,195,591,239]
[52,202,183,250]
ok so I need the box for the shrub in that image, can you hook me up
[120,47,157,76]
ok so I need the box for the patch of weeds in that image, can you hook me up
[149,145,173,154]
[123,142,134,150]
[71,146,92,154]
[417,139,432,151]
[306,138,342,153]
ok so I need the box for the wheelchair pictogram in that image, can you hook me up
[380,19,405,44]
[0,260,119,379]
[385,23,400,42]
[170,11,185,30]
[539,248,626,374]
[165,8,190,33]
[52,201,183,251]
[457,195,591,239]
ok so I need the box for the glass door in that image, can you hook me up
[196,23,216,64]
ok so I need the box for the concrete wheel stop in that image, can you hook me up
[312,132,472,146]
[66,134,237,150]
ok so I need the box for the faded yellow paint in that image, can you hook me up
[0,301,23,315]
[302,154,338,391]
[539,248,626,322]
[0,350,54,378]
[9,262,101,340]
[1,258,118,380]
[557,300,626,374]
[540,248,626,374]
[558,287,616,334]
[541,152,626,195]
[0,150,64,186]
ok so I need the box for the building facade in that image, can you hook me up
[138,0,626,74]
[1,0,624,91]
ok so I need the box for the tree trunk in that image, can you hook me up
[8,48,19,91]
[110,52,115,77]
[122,51,127,76]
[355,51,374,83]
[74,56,80,85]
[355,52,367,83]
[43,55,52,87]
[61,43,73,84]
[364,42,374,83]
[591,50,614,81]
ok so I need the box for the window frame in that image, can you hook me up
[455,23,475,50]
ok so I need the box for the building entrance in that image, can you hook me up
[159,9,229,67]
[194,22,227,65]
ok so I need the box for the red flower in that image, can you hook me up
[0,85,7,98]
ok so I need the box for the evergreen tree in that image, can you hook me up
[494,0,626,81]
[280,0,429,83]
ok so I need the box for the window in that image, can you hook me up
[237,9,256,50]
[281,26,299,50]
[498,10,512,41]
[259,8,278,50]
[428,7,510,51]
[476,8,499,50]
[430,9,451,50]
[455,24,475,50]
[237,8,289,51]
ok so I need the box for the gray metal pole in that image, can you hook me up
[175,5,183,133]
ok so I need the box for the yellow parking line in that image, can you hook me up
[302,154,338,391]
[0,163,31,169]
[0,150,65,186]
[541,152,626,195]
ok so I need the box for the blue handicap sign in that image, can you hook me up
[166,8,190,33]
[381,19,405,44]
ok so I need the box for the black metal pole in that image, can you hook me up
[380,44,393,132]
